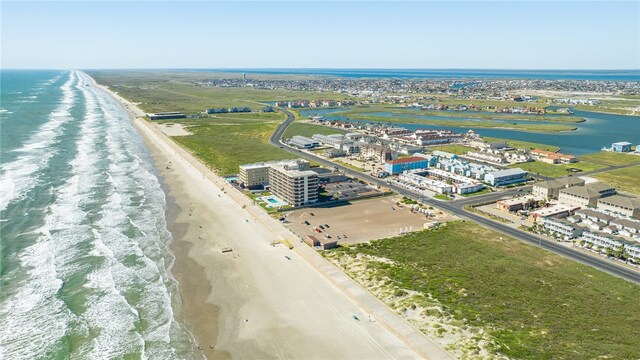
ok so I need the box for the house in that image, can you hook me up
[496,197,532,213]
[484,168,528,187]
[532,177,585,199]
[530,149,577,164]
[597,195,640,219]
[612,141,632,153]
[558,182,616,208]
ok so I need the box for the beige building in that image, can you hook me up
[532,177,585,199]
[597,195,640,219]
[269,162,319,207]
[359,143,395,162]
[558,182,616,208]
[240,159,310,188]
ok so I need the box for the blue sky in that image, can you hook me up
[2,1,639,69]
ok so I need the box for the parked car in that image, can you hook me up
[324,224,330,228]
[319,225,325,230]
[303,220,310,225]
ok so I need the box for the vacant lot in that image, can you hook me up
[324,221,640,359]
[511,160,607,178]
[483,137,560,152]
[167,118,296,175]
[89,70,352,113]
[578,151,640,166]
[283,121,346,139]
[426,144,475,155]
[594,164,640,195]
[285,196,454,244]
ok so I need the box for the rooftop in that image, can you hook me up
[534,177,585,190]
[598,195,640,209]
[387,156,430,165]
[560,182,615,198]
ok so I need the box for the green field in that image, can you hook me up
[335,106,584,123]
[165,118,296,175]
[482,137,560,152]
[283,122,346,139]
[510,160,607,178]
[578,151,640,166]
[324,221,640,359]
[89,70,352,114]
[593,165,640,195]
[209,112,286,121]
[326,112,576,132]
[426,144,475,155]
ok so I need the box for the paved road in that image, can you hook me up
[270,110,640,284]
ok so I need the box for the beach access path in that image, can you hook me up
[93,77,452,359]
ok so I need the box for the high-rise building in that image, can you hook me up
[269,162,319,207]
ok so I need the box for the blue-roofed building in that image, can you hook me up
[484,168,528,186]
[384,156,434,175]
[612,141,632,153]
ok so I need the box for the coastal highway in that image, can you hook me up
[269,110,640,284]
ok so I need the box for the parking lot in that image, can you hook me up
[284,196,456,245]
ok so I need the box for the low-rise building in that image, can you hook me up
[558,182,616,208]
[612,141,632,153]
[384,156,432,175]
[359,143,395,162]
[530,149,577,164]
[532,177,585,199]
[427,168,484,194]
[611,219,640,238]
[496,196,534,213]
[542,217,585,240]
[288,135,319,149]
[148,112,186,120]
[528,203,578,223]
[597,195,640,219]
[397,171,453,194]
[484,168,528,187]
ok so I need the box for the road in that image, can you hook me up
[270,110,640,284]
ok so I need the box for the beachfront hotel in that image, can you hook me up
[239,159,311,188]
[269,163,319,207]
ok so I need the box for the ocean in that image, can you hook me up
[0,70,199,359]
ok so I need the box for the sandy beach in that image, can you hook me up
[95,79,451,360]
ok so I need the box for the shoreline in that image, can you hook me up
[93,76,453,359]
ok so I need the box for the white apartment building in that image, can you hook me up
[269,163,319,207]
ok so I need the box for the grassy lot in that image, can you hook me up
[593,165,640,195]
[89,70,351,114]
[510,161,607,178]
[283,122,346,139]
[459,187,493,197]
[209,112,286,121]
[426,144,474,155]
[434,193,452,201]
[327,112,577,132]
[167,118,296,175]
[335,106,583,123]
[483,137,560,152]
[324,221,640,359]
[578,151,640,166]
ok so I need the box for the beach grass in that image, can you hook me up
[283,122,346,139]
[593,165,640,195]
[326,112,577,132]
[483,137,560,152]
[166,118,296,175]
[335,106,584,123]
[89,71,351,114]
[509,160,607,178]
[426,144,474,155]
[578,151,640,166]
[324,220,640,359]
